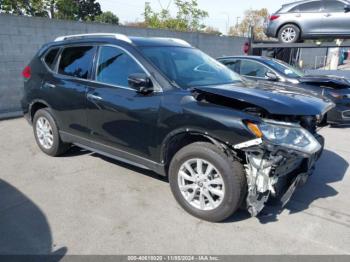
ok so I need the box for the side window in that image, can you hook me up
[323,0,345,12]
[291,1,322,12]
[44,48,59,70]
[222,59,240,73]
[240,60,269,78]
[96,46,145,88]
[58,46,95,79]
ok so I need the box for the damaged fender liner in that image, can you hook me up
[232,138,321,217]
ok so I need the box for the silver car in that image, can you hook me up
[266,0,350,43]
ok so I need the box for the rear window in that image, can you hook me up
[58,46,95,79]
[291,1,322,12]
[44,48,59,70]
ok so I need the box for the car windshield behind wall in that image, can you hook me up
[265,59,305,78]
[140,47,241,88]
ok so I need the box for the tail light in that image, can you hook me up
[22,66,31,79]
[270,15,280,21]
[243,42,250,54]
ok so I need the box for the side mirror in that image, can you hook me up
[128,73,154,94]
[345,4,350,13]
[265,71,279,81]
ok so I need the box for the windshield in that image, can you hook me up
[265,59,305,78]
[140,47,242,88]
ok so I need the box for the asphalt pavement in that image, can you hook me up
[0,118,349,255]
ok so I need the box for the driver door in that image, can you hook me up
[86,45,162,160]
[321,0,350,35]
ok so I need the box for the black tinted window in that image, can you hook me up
[240,60,269,78]
[44,48,59,70]
[292,1,322,12]
[222,59,240,73]
[323,0,345,12]
[96,46,144,87]
[58,46,95,79]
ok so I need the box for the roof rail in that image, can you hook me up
[54,33,132,43]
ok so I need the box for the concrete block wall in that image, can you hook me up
[0,14,246,116]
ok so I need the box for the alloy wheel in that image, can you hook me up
[36,116,54,149]
[281,27,297,43]
[178,158,225,211]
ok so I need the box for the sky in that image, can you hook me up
[99,0,295,34]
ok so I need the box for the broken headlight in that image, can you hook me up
[248,120,321,155]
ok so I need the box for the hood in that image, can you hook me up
[193,81,334,116]
[300,75,350,89]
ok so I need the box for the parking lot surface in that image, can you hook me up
[0,118,349,255]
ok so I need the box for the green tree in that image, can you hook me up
[1,0,103,21]
[95,11,119,25]
[144,0,208,32]
[76,0,102,21]
[55,0,78,20]
[0,0,49,16]
[229,8,269,40]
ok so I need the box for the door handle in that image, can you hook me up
[43,82,56,89]
[324,13,331,17]
[295,14,301,17]
[87,93,102,101]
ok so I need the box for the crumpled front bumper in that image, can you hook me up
[235,134,325,216]
[274,134,324,207]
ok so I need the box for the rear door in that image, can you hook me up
[321,0,350,35]
[290,1,323,36]
[43,45,96,139]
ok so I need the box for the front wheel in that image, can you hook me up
[278,24,300,43]
[168,142,247,222]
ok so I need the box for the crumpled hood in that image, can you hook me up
[193,81,335,116]
[300,75,350,89]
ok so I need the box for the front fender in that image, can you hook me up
[157,92,260,162]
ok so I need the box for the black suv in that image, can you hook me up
[22,34,333,222]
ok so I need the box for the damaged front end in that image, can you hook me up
[191,84,333,217]
[234,119,324,217]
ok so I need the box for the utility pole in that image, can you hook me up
[220,12,230,35]
[236,16,241,27]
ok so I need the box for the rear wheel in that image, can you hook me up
[33,108,70,156]
[278,24,300,43]
[169,142,246,222]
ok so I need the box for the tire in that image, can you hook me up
[169,142,247,222]
[33,108,70,156]
[278,24,300,43]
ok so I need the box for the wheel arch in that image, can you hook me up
[160,128,233,174]
[29,99,50,122]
